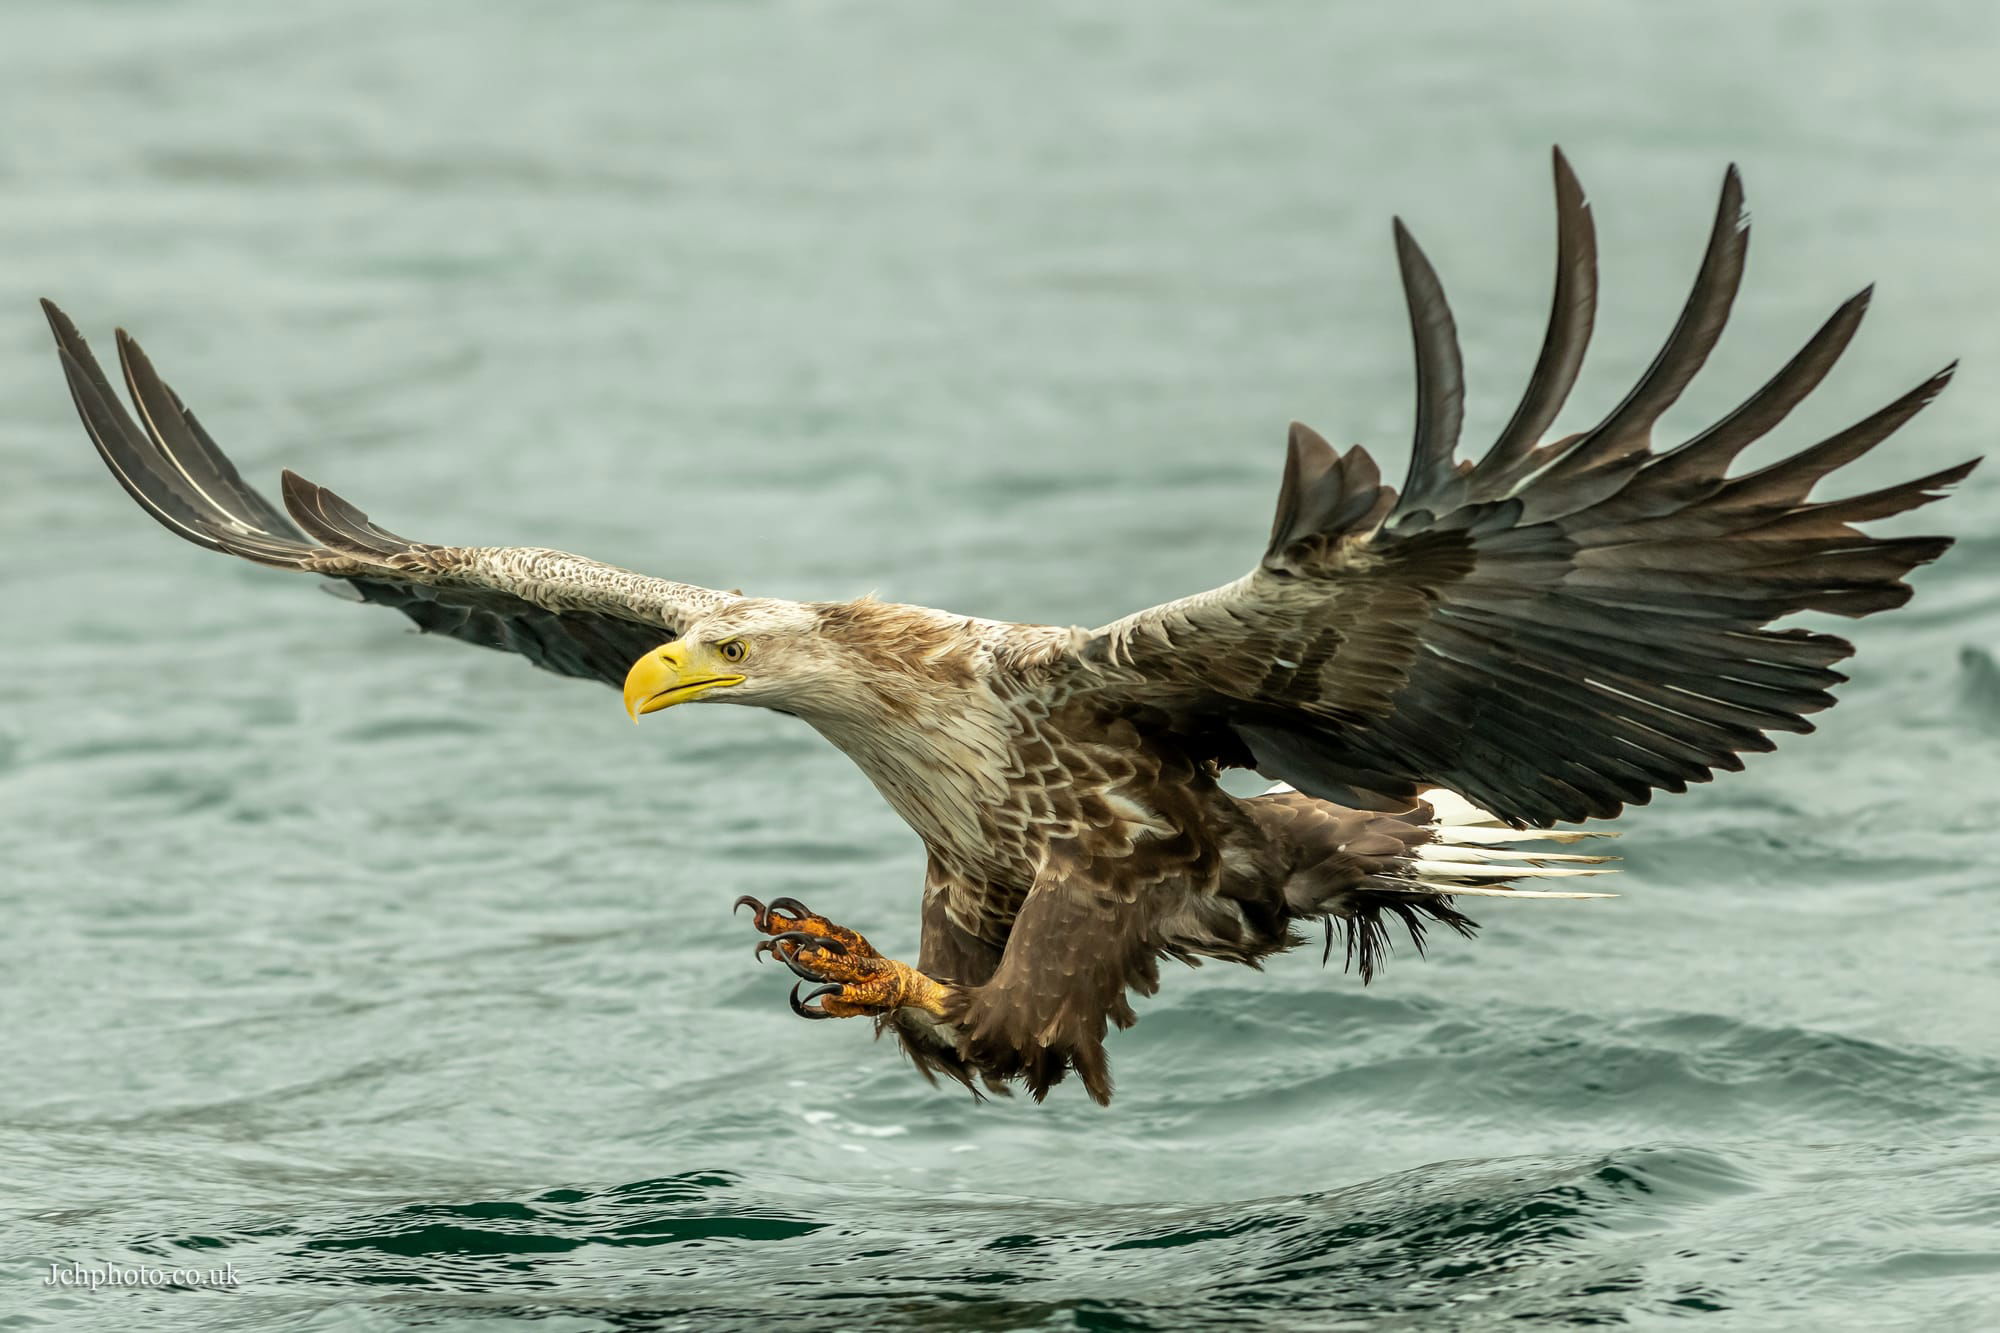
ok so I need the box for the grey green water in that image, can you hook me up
[4,3,1999,1329]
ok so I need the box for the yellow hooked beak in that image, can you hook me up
[622,642,745,720]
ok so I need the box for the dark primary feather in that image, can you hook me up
[1392,217,1466,514]
[42,299,729,688]
[1523,163,1750,511]
[1078,149,1977,827]
[1454,147,1598,508]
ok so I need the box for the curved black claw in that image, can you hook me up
[734,894,783,931]
[789,982,840,1019]
[765,936,841,982]
[775,951,818,982]
[771,929,845,957]
[766,896,815,920]
[753,932,848,977]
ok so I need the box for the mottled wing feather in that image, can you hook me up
[1071,151,1976,827]
[45,300,734,688]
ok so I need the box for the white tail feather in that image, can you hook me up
[1420,787,1502,826]
[1415,861,1611,879]
[1408,788,1619,900]
[1415,844,1614,865]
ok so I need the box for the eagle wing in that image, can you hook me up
[1065,151,1976,827]
[43,300,734,687]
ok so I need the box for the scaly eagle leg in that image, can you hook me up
[734,895,952,1020]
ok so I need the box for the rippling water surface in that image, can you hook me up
[4,3,1998,1329]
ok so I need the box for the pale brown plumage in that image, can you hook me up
[47,150,1974,1105]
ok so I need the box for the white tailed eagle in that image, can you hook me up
[46,151,1974,1104]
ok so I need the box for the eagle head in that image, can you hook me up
[622,598,863,720]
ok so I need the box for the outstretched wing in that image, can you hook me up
[1067,151,1977,827]
[44,300,734,687]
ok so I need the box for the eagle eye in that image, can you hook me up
[718,639,748,664]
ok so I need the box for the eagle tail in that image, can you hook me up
[1399,787,1620,900]
[1257,783,1618,980]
